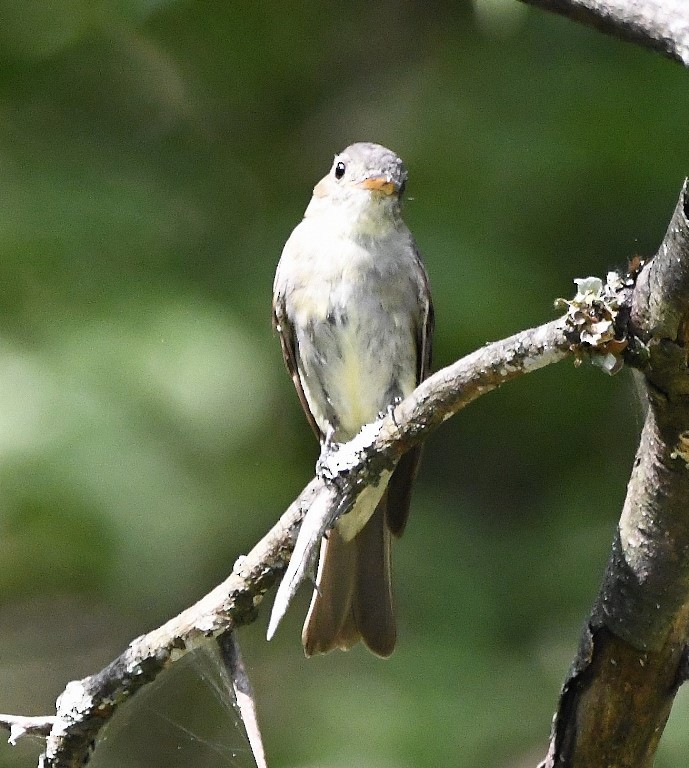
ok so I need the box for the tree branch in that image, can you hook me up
[11,181,689,768]
[3,268,630,768]
[542,179,689,768]
[517,0,689,67]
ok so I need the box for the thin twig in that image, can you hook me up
[0,715,57,745]
[217,632,268,768]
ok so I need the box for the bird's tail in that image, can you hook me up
[301,497,395,657]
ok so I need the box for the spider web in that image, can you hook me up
[90,646,256,768]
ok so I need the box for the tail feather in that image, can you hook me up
[302,530,359,656]
[353,501,396,657]
[301,500,395,657]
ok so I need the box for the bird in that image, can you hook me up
[272,142,433,656]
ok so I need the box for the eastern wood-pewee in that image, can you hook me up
[273,142,433,656]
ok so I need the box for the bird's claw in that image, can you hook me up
[381,397,403,428]
[317,427,341,477]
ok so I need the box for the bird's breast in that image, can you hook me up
[285,233,418,440]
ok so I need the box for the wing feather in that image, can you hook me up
[386,246,434,537]
[272,293,322,441]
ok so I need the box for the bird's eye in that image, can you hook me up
[334,161,346,180]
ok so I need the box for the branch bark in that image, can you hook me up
[3,179,687,768]
[3,272,628,768]
[542,180,689,768]
[517,0,689,67]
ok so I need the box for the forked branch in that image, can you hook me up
[3,258,635,768]
[541,180,689,768]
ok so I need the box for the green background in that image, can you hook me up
[0,1,687,766]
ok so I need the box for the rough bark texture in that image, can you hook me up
[543,181,689,768]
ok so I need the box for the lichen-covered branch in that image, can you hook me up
[4,271,629,768]
[7,174,686,768]
[517,0,689,67]
[542,180,689,768]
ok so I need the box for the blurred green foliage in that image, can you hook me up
[0,1,687,766]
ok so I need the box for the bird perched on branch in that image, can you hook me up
[272,142,433,656]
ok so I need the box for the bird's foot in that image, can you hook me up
[381,396,403,428]
[316,426,341,476]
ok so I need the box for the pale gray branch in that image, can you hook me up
[2,274,628,768]
[0,715,57,745]
[518,0,689,67]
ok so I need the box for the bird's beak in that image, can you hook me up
[357,177,397,196]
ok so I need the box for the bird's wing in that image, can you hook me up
[272,291,323,441]
[386,246,434,538]
[416,258,434,384]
